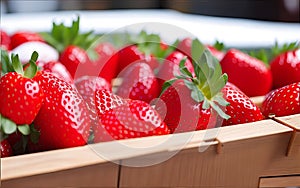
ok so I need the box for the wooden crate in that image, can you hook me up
[1,114,300,187]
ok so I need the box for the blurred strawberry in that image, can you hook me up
[1,30,11,50]
[220,49,272,97]
[10,31,44,50]
[37,60,73,84]
[1,139,13,158]
[270,48,300,89]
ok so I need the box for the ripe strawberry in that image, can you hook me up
[220,49,272,97]
[221,82,263,126]
[206,45,225,61]
[94,90,170,142]
[91,42,118,83]
[0,30,11,50]
[33,72,91,150]
[156,39,229,133]
[156,51,194,85]
[37,60,73,84]
[59,45,91,79]
[262,82,300,117]
[10,31,44,49]
[1,139,13,158]
[114,45,145,75]
[116,62,160,103]
[178,37,225,61]
[156,80,213,133]
[270,49,300,89]
[41,17,98,79]
[75,76,111,142]
[0,51,44,125]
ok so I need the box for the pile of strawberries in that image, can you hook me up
[1,17,299,158]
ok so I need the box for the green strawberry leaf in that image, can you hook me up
[11,54,24,75]
[1,49,14,74]
[272,41,299,58]
[213,40,225,51]
[179,56,193,78]
[24,51,38,78]
[17,124,30,136]
[1,116,17,134]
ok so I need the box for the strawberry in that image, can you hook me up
[115,45,145,74]
[0,30,11,50]
[220,49,272,97]
[262,82,300,117]
[91,42,118,83]
[94,90,170,142]
[75,76,111,143]
[116,62,160,103]
[156,51,194,86]
[1,139,13,158]
[206,45,225,61]
[0,51,44,125]
[178,37,225,61]
[156,80,213,133]
[37,60,73,84]
[10,31,44,49]
[41,17,98,79]
[59,45,91,79]
[221,82,263,126]
[156,39,229,133]
[33,72,91,150]
[270,49,300,89]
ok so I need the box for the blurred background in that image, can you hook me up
[1,0,299,23]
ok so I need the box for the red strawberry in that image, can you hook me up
[0,51,44,125]
[220,49,272,97]
[1,30,11,50]
[177,37,192,57]
[270,49,300,89]
[156,39,229,133]
[116,62,160,103]
[156,51,194,85]
[156,80,213,133]
[221,82,264,126]
[115,45,145,74]
[1,139,13,158]
[178,37,225,61]
[37,60,73,84]
[92,42,118,83]
[75,76,111,141]
[33,72,91,150]
[93,90,170,142]
[59,45,91,79]
[206,45,225,61]
[10,31,44,49]
[262,82,300,117]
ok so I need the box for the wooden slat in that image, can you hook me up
[274,114,300,156]
[1,163,119,188]
[119,120,294,187]
[259,175,300,187]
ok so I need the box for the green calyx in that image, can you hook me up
[213,40,225,51]
[249,41,300,64]
[161,38,230,120]
[1,49,39,79]
[40,16,99,53]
